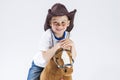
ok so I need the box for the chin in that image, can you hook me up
[54,31,63,34]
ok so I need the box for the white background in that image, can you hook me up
[0,0,120,80]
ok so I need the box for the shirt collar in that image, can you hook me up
[53,31,66,40]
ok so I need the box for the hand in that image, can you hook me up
[59,39,74,50]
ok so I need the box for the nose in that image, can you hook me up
[57,23,61,26]
[57,24,63,29]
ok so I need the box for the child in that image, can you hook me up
[27,3,77,80]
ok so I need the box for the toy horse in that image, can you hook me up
[40,48,74,80]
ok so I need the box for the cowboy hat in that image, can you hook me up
[44,3,77,32]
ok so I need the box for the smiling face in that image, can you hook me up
[50,15,70,38]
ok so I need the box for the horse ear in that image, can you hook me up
[55,48,63,54]
[65,49,71,53]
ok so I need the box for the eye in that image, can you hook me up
[53,22,60,26]
[53,21,57,24]
[53,22,57,25]
[61,22,66,26]
[62,22,65,24]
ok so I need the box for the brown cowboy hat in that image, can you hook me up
[44,3,77,32]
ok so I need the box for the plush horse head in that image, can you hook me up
[53,48,74,76]
[40,48,74,80]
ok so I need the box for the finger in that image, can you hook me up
[60,39,70,44]
[59,39,65,42]
[61,42,71,49]
[61,45,71,50]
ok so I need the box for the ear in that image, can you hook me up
[67,20,70,27]
[50,24,52,27]
[49,21,52,27]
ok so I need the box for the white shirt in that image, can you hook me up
[33,29,70,67]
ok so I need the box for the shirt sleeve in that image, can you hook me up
[33,29,52,67]
[38,29,52,51]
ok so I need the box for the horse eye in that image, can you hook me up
[56,57,59,59]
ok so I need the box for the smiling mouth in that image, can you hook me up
[56,29,64,31]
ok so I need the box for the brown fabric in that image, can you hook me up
[44,3,77,32]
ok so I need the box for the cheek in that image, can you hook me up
[50,24,55,29]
